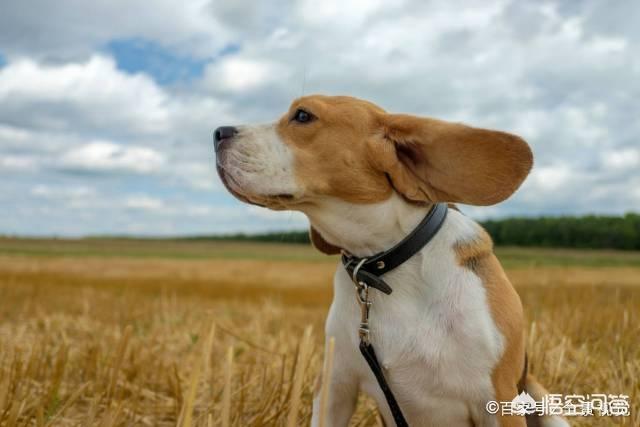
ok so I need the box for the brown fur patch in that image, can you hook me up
[454,228,527,427]
[309,226,341,255]
[276,95,393,204]
[275,95,532,208]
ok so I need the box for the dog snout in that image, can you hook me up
[213,126,238,151]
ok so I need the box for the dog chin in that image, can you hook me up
[216,166,259,206]
[216,166,301,210]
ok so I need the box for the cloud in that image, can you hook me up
[1,0,639,236]
[0,0,232,60]
[31,184,96,200]
[59,141,165,174]
[527,165,573,193]
[204,57,287,92]
[0,155,37,171]
[0,55,171,136]
[602,148,640,170]
[0,54,232,189]
[124,195,165,211]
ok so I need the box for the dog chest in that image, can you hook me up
[327,251,504,424]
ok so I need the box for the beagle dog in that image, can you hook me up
[214,95,569,427]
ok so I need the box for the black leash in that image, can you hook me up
[341,203,448,427]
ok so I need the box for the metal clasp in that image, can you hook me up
[356,281,372,344]
[351,258,372,344]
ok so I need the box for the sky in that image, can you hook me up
[0,1,639,236]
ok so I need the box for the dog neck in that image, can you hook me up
[303,193,432,257]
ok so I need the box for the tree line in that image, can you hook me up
[482,213,640,250]
[190,213,640,250]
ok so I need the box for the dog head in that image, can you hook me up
[214,95,532,252]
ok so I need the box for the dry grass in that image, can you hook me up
[0,240,639,426]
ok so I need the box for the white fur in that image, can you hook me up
[308,194,505,427]
[542,416,570,427]
[217,124,299,198]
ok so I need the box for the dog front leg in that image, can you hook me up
[310,362,358,427]
[469,390,527,427]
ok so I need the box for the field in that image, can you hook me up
[0,237,638,426]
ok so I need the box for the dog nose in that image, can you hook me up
[214,126,238,150]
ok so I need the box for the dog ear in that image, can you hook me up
[368,114,533,205]
[309,226,341,255]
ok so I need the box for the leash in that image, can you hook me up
[341,203,448,427]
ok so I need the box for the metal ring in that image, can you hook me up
[351,258,367,285]
[343,258,354,271]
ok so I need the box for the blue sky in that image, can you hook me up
[105,39,240,85]
[0,1,639,236]
[106,39,209,85]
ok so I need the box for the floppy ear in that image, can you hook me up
[309,226,341,255]
[368,114,533,205]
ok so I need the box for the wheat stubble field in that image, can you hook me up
[0,237,638,426]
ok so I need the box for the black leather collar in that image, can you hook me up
[341,203,448,294]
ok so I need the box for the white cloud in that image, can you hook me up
[59,141,165,174]
[0,0,232,60]
[0,56,171,135]
[0,54,233,194]
[0,155,37,171]
[603,148,640,170]
[204,57,288,92]
[0,124,32,145]
[527,164,573,192]
[589,35,627,54]
[31,184,97,200]
[173,161,219,190]
[297,0,390,28]
[1,0,640,235]
[125,195,165,211]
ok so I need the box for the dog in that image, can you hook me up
[214,95,569,427]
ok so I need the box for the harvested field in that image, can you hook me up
[0,238,638,426]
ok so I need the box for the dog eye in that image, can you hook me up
[292,109,315,124]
